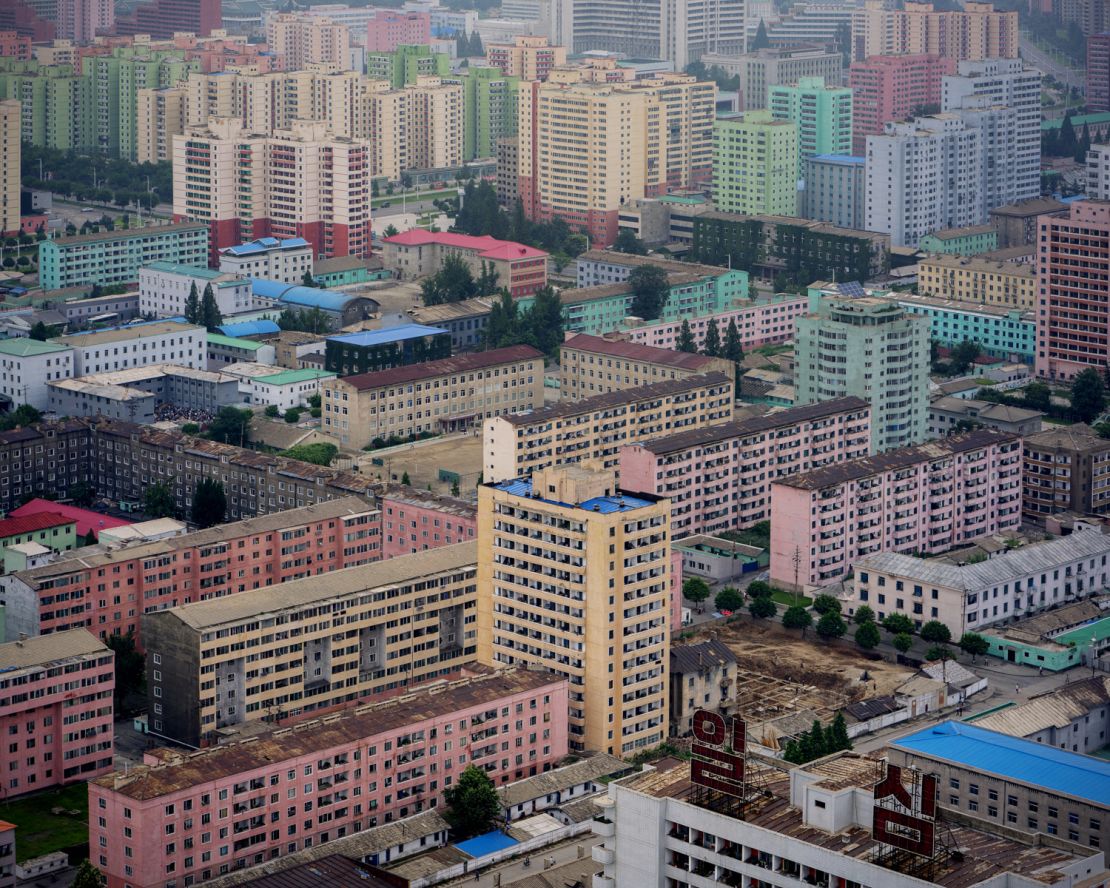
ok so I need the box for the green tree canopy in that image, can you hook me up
[714,587,744,612]
[920,620,952,644]
[143,480,178,519]
[676,319,696,353]
[73,860,106,888]
[815,611,847,642]
[702,318,721,357]
[207,406,252,446]
[723,318,743,366]
[749,596,777,620]
[853,605,875,624]
[1070,367,1107,424]
[191,478,227,529]
[854,621,881,650]
[281,443,338,466]
[184,281,201,325]
[0,404,42,432]
[746,580,772,598]
[106,632,144,715]
[812,594,841,615]
[277,307,331,334]
[422,253,478,305]
[443,765,501,839]
[958,632,989,658]
[892,632,914,654]
[627,265,670,321]
[200,283,223,331]
[782,605,812,633]
[682,576,711,611]
[613,228,648,255]
[881,613,915,635]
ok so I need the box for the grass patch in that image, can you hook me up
[753,343,792,357]
[772,590,812,607]
[719,521,771,551]
[0,783,90,862]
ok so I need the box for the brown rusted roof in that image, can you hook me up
[335,344,543,390]
[561,334,729,370]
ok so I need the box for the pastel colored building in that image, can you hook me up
[0,338,74,412]
[848,54,955,154]
[89,669,568,888]
[982,599,1110,672]
[770,429,1024,590]
[0,32,31,60]
[381,231,547,298]
[483,372,735,482]
[802,155,865,230]
[712,110,799,217]
[1089,32,1110,112]
[768,76,852,177]
[574,250,749,303]
[918,224,999,255]
[461,66,518,162]
[9,498,130,541]
[0,820,11,888]
[2,496,379,643]
[1023,424,1110,521]
[53,320,207,377]
[138,262,254,319]
[218,237,313,285]
[486,36,566,81]
[620,397,871,538]
[365,43,450,88]
[619,294,808,352]
[379,485,476,559]
[855,1,1019,60]
[37,222,208,291]
[0,511,76,555]
[891,292,1035,362]
[917,253,1036,309]
[0,629,114,800]
[365,10,430,52]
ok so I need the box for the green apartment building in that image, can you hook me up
[713,111,799,216]
[918,224,998,256]
[768,76,852,178]
[893,292,1035,362]
[0,58,94,151]
[462,66,518,161]
[0,512,77,559]
[366,44,451,88]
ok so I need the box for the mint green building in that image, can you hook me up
[894,294,1035,362]
[918,224,998,256]
[366,44,451,88]
[768,76,852,177]
[0,513,77,563]
[462,66,518,161]
[0,58,94,151]
[984,605,1110,672]
[713,111,799,216]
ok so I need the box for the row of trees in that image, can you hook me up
[975,368,1107,426]
[782,714,852,765]
[676,316,744,366]
[142,477,226,528]
[277,306,332,334]
[183,282,224,331]
[421,254,501,305]
[22,145,171,209]
[1042,113,1098,161]
[484,287,564,358]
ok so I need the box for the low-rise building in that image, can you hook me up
[981,597,1110,671]
[0,511,76,557]
[620,398,871,538]
[889,720,1110,851]
[891,292,1035,362]
[407,297,496,351]
[674,535,765,582]
[0,821,12,888]
[989,196,1068,247]
[89,668,569,888]
[324,324,452,377]
[619,295,807,353]
[559,334,735,401]
[138,262,255,318]
[848,526,1110,637]
[918,223,998,255]
[771,430,1024,590]
[382,231,548,298]
[496,753,629,822]
[669,639,737,737]
[58,293,141,328]
[37,222,209,290]
[48,364,242,422]
[0,338,74,411]
[53,321,206,376]
[483,372,735,483]
[142,542,478,746]
[1023,424,1110,522]
[971,675,1110,751]
[379,485,476,559]
[206,334,277,369]
[217,237,314,283]
[262,331,327,370]
[0,629,114,800]
[928,395,1042,437]
[917,253,1036,310]
[241,367,335,411]
[323,345,544,447]
[250,280,380,329]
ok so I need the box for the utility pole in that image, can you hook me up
[792,546,801,607]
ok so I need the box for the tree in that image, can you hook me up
[421,253,477,305]
[854,621,881,650]
[184,281,201,325]
[782,605,812,634]
[825,713,851,752]
[702,318,721,357]
[892,632,914,654]
[483,290,519,349]
[443,765,500,839]
[401,471,411,486]
[853,604,875,625]
[749,596,777,620]
[676,319,697,353]
[29,321,52,341]
[475,260,500,298]
[302,269,316,287]
[200,283,223,331]
[106,632,144,714]
[1070,367,1106,423]
[751,18,770,49]
[723,318,743,366]
[812,594,841,615]
[920,620,952,645]
[881,613,915,635]
[83,529,97,547]
[715,587,744,612]
[468,30,484,56]
[284,407,302,424]
[627,265,670,321]
[69,480,95,507]
[683,576,711,612]
[1023,381,1051,411]
[73,860,106,888]
[815,611,847,642]
[277,307,331,334]
[383,223,399,238]
[926,644,952,663]
[191,478,226,528]
[143,480,178,519]
[0,404,42,432]
[958,632,989,659]
[281,443,338,466]
[264,404,280,417]
[207,406,252,446]
[613,228,647,255]
[948,339,981,375]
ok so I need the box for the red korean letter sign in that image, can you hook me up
[873,764,938,858]
[690,709,746,797]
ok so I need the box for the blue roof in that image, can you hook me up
[328,324,449,347]
[811,154,865,165]
[890,721,1110,806]
[216,319,281,338]
[491,478,656,513]
[223,237,310,257]
[454,831,517,857]
[250,278,356,313]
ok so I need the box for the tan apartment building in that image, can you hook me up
[476,465,672,756]
[321,345,544,447]
[266,13,351,70]
[0,100,19,237]
[486,35,567,81]
[143,542,479,746]
[917,254,1036,309]
[368,76,464,180]
[560,333,736,400]
[136,86,187,164]
[1023,424,1110,521]
[483,371,735,482]
[854,0,1019,60]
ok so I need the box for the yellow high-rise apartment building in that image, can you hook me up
[476,465,672,756]
[136,86,186,163]
[0,99,20,237]
[266,13,351,70]
[854,0,1019,60]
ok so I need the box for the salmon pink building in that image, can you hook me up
[89,668,568,888]
[849,54,956,153]
[619,398,870,538]
[381,231,548,297]
[365,10,430,51]
[379,485,476,559]
[620,295,807,353]
[0,629,114,800]
[3,496,379,644]
[770,429,1023,591]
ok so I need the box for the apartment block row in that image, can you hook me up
[771,429,1024,590]
[619,398,872,538]
[379,485,477,560]
[483,372,735,483]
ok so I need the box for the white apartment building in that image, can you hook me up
[139,262,255,318]
[218,237,314,284]
[54,322,207,376]
[0,339,75,411]
[865,115,984,248]
[1088,143,1110,199]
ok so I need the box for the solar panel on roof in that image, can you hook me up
[837,281,867,298]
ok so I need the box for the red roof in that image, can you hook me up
[10,499,133,540]
[340,344,544,390]
[0,511,77,540]
[384,230,548,262]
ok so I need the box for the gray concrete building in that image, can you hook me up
[928,395,1043,438]
[669,638,737,737]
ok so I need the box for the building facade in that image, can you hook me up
[669,639,736,737]
[381,231,548,297]
[620,295,808,354]
[324,325,451,377]
[894,292,1035,362]
[379,485,476,559]
[854,1,1020,60]
[802,155,865,230]
[917,254,1036,309]
[713,111,799,217]
[1023,424,1110,521]
[138,261,254,318]
[0,338,74,411]
[486,35,566,81]
[54,321,206,377]
[218,237,313,284]
[0,99,17,237]
[849,54,955,153]
[266,13,351,70]
[1089,32,1110,112]
[768,77,852,177]
[770,429,1024,590]
[723,46,843,112]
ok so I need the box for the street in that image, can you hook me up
[1021,35,1084,92]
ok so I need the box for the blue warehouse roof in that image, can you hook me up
[223,237,310,256]
[890,721,1110,806]
[491,478,657,514]
[328,325,449,347]
[250,279,358,313]
[216,319,281,338]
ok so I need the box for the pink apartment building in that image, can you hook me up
[4,496,379,645]
[89,668,568,888]
[619,397,871,538]
[379,485,477,560]
[770,429,1023,591]
[849,54,956,153]
[365,10,430,51]
[0,629,114,800]
[0,31,31,59]
[621,295,808,353]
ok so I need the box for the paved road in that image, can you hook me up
[1021,35,1085,92]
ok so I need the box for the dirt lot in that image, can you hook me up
[355,432,484,494]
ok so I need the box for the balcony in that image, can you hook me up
[592,846,615,865]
